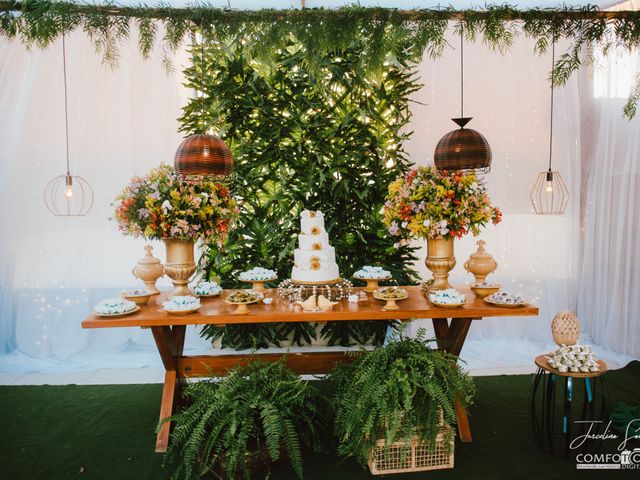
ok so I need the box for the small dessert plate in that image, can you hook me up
[484,292,526,308]
[164,306,200,315]
[95,306,140,317]
[430,300,466,309]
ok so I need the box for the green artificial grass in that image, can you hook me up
[1,362,639,480]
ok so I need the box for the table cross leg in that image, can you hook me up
[151,325,186,453]
[431,317,474,442]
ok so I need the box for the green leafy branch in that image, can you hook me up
[2,2,640,116]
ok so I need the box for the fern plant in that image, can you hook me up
[329,328,475,466]
[162,360,321,480]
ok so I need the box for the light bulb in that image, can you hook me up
[545,181,553,193]
[65,185,74,198]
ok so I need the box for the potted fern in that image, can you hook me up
[162,360,321,479]
[329,328,475,474]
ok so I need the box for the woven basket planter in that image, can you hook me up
[368,423,454,475]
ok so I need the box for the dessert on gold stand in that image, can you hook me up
[353,266,392,293]
[373,287,409,311]
[132,245,164,295]
[225,290,264,315]
[239,267,278,292]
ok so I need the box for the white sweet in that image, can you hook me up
[95,298,136,315]
[429,288,466,304]
[354,266,391,279]
[348,294,359,303]
[164,295,200,311]
[193,281,222,296]
[291,209,341,284]
[486,291,525,305]
[262,297,273,305]
[239,267,277,281]
[545,343,600,374]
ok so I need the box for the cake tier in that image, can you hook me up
[298,232,330,250]
[294,247,336,267]
[301,216,326,236]
[291,263,340,284]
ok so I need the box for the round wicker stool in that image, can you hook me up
[530,355,610,458]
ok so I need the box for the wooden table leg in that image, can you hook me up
[432,317,474,443]
[151,325,186,453]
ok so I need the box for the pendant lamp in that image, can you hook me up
[434,29,492,174]
[530,41,570,215]
[175,33,233,177]
[44,34,94,217]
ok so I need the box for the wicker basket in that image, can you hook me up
[551,310,580,346]
[368,424,454,475]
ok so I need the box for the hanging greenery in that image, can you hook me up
[2,2,640,116]
[189,31,420,349]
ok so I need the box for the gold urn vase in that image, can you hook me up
[463,240,498,284]
[163,238,196,296]
[425,237,456,290]
[132,245,164,295]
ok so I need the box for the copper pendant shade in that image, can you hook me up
[434,117,492,173]
[434,31,491,174]
[175,35,233,177]
[174,133,233,176]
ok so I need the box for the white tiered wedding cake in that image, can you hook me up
[291,210,340,284]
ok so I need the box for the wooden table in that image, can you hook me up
[82,286,538,452]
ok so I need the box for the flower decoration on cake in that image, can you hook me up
[113,164,239,245]
[383,166,501,241]
[239,267,278,281]
[354,266,391,279]
[291,210,340,284]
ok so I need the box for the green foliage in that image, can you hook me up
[187,30,420,348]
[328,328,475,466]
[162,360,321,480]
[2,2,640,116]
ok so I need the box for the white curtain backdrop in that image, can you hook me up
[577,46,640,358]
[0,26,637,373]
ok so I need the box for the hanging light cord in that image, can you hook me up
[62,34,71,176]
[460,28,464,118]
[548,41,555,172]
[200,33,206,133]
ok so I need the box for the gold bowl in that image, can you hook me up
[470,284,501,298]
[121,290,152,305]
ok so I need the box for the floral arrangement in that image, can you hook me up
[383,166,502,240]
[113,164,239,244]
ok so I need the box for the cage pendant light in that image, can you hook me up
[174,31,233,177]
[44,34,94,217]
[434,29,492,174]
[530,41,570,215]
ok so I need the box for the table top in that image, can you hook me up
[535,355,608,378]
[82,285,539,329]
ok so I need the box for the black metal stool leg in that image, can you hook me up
[530,368,544,444]
[546,373,556,455]
[564,376,573,458]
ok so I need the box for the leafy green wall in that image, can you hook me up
[180,34,420,348]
